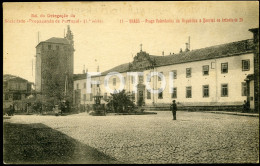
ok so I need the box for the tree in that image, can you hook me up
[108,90,135,113]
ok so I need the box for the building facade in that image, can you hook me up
[248,28,259,112]
[3,74,33,111]
[74,28,259,112]
[35,25,74,105]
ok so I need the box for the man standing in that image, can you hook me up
[242,100,250,113]
[170,100,177,120]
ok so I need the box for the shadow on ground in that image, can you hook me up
[3,122,122,164]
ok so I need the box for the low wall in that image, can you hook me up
[143,105,244,112]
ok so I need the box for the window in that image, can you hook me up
[147,90,151,99]
[90,93,93,101]
[48,45,52,50]
[203,65,209,75]
[158,72,163,81]
[186,68,191,78]
[13,93,21,100]
[221,84,228,97]
[138,75,143,83]
[172,87,177,98]
[131,76,135,84]
[113,78,116,86]
[5,94,8,100]
[158,88,163,99]
[203,85,209,97]
[83,94,86,101]
[84,83,86,89]
[56,45,59,50]
[91,84,93,88]
[104,79,108,86]
[97,84,100,87]
[147,74,151,82]
[132,91,135,101]
[221,63,228,73]
[186,86,192,98]
[241,82,247,96]
[211,62,216,69]
[76,83,79,89]
[242,60,250,71]
[104,93,107,100]
[172,70,177,79]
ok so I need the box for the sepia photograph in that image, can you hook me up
[3,1,259,164]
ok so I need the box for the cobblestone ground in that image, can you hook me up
[4,111,259,164]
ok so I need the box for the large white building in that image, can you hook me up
[73,28,259,112]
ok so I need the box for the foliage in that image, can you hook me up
[138,97,144,106]
[107,90,135,113]
[20,95,60,113]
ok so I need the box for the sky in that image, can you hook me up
[3,1,259,83]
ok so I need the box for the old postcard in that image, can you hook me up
[3,1,259,164]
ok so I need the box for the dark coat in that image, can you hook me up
[170,103,177,112]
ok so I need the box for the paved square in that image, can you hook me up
[3,111,259,164]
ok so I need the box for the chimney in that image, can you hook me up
[179,48,183,53]
[170,52,171,55]
[162,51,164,56]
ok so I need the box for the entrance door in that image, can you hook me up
[137,83,145,106]
[138,90,144,106]
[249,80,255,109]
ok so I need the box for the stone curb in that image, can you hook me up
[205,111,259,117]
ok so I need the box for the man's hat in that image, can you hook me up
[172,100,175,102]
